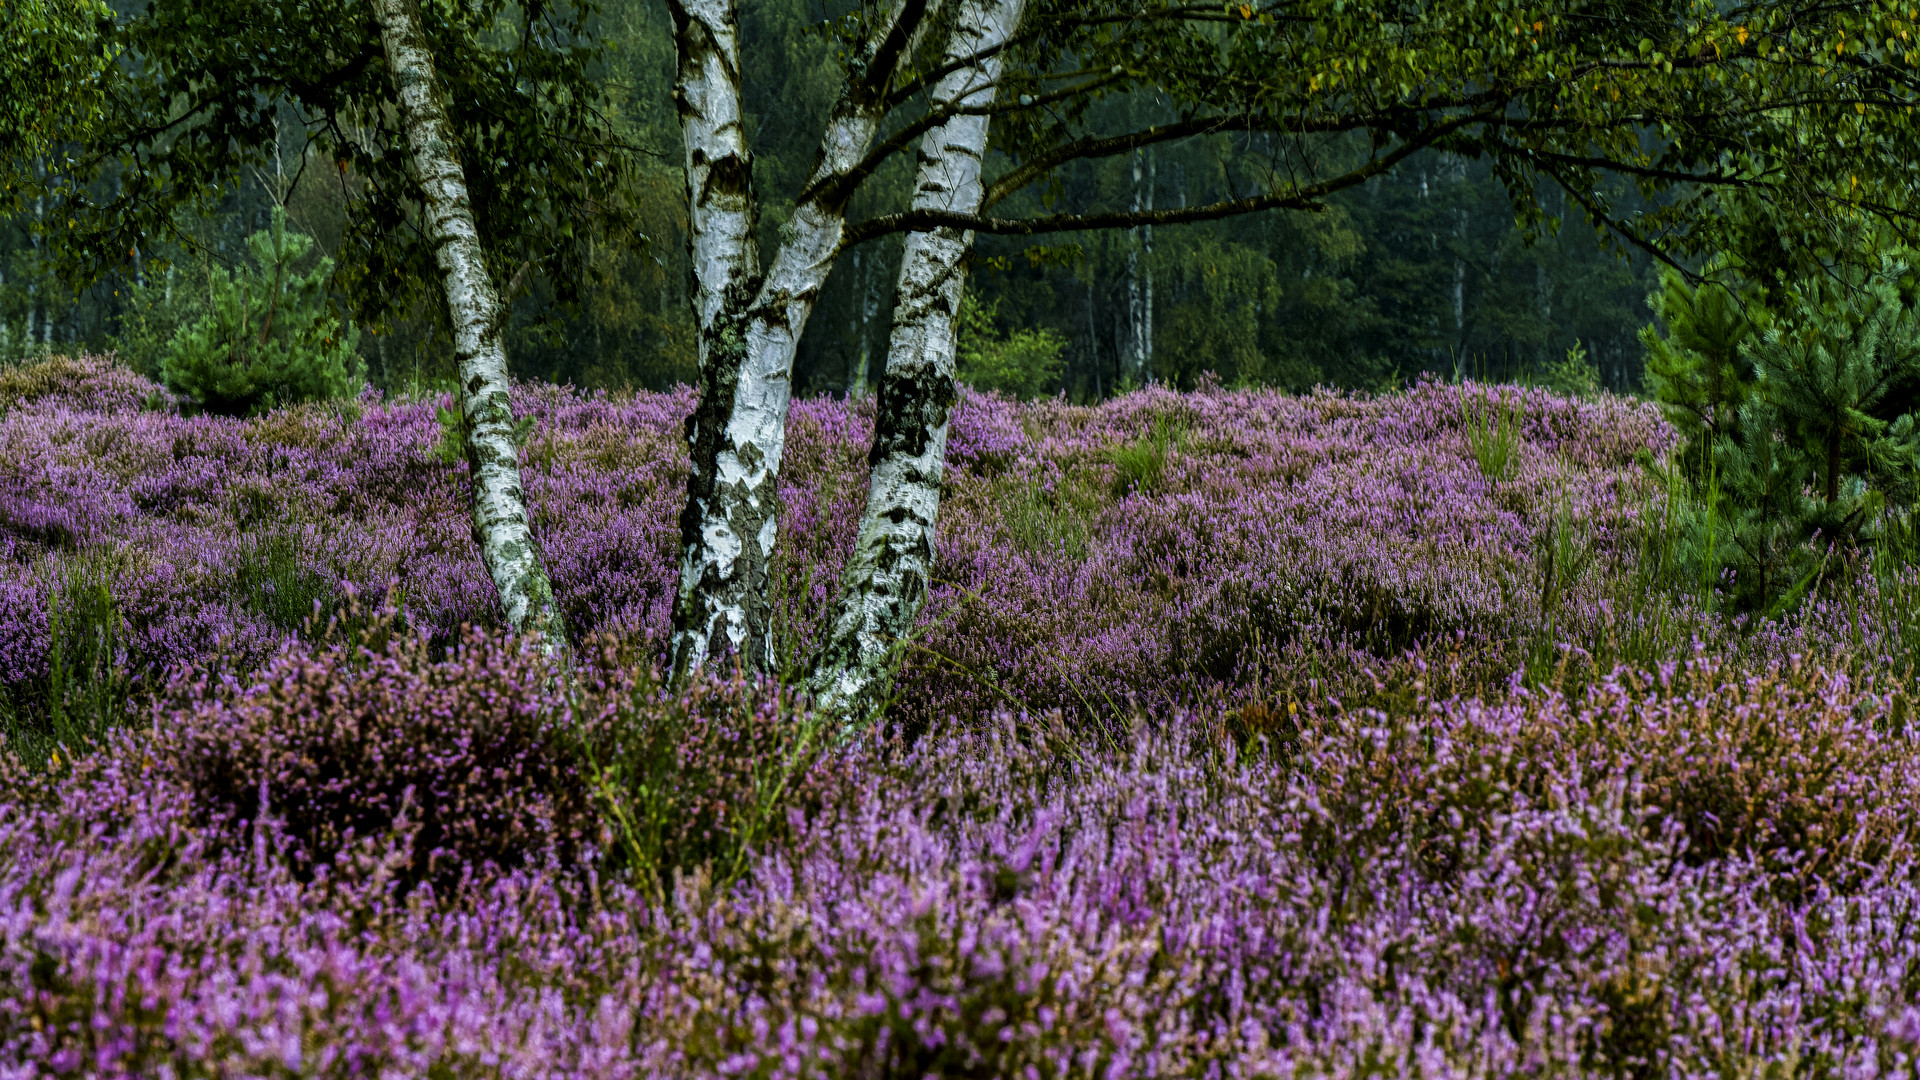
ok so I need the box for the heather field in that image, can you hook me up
[9,355,1920,1077]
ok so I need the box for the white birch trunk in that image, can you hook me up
[668,0,926,680]
[373,0,564,647]
[1123,147,1155,386]
[808,0,1029,722]
[668,0,757,344]
[666,0,761,681]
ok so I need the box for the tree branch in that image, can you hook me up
[842,111,1475,246]
[803,70,1123,208]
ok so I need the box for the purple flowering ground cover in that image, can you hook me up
[0,354,1683,711]
[5,356,1920,1076]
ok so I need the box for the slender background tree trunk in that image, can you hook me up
[1124,146,1154,385]
[809,0,1029,722]
[374,0,565,648]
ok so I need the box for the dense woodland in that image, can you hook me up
[0,0,1658,398]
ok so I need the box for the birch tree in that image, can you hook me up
[807,0,1029,720]
[49,0,640,337]
[665,0,936,679]
[798,0,1920,722]
[45,0,639,642]
[374,0,563,646]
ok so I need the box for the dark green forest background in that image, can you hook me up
[0,0,1656,399]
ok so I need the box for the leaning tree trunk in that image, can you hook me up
[808,0,1030,724]
[374,0,564,648]
[668,0,928,682]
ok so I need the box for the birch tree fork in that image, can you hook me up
[668,0,932,681]
[809,0,1029,722]
[374,0,564,648]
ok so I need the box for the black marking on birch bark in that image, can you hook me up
[870,362,957,465]
[717,472,775,671]
[699,153,754,208]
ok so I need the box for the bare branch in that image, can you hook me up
[842,111,1478,246]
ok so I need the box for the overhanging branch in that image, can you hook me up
[841,110,1478,246]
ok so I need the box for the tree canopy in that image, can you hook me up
[42,0,644,329]
[6,0,1920,399]
[0,0,114,199]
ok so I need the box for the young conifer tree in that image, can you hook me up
[1640,264,1767,473]
[1649,247,1920,611]
[1747,275,1920,508]
[1714,396,1817,609]
[161,206,363,417]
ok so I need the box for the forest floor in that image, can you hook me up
[3,355,1919,1076]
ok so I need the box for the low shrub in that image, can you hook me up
[1300,659,1920,896]
[159,624,593,891]
[158,621,839,897]
[0,552,133,766]
[7,641,1920,1076]
[573,651,836,897]
[0,354,164,414]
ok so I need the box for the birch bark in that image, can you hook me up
[667,0,757,344]
[808,0,1029,722]
[1123,147,1155,386]
[668,0,928,681]
[666,0,760,680]
[373,0,564,647]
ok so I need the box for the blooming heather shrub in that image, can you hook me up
[159,625,596,890]
[576,654,835,894]
[0,354,163,414]
[908,379,1674,720]
[8,660,1920,1075]
[1302,662,1920,896]
[18,354,1920,1074]
[15,352,1920,729]
[157,622,836,896]
[0,356,1692,723]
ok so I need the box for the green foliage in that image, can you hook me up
[995,471,1100,561]
[432,401,467,466]
[1,552,129,767]
[1460,385,1526,483]
[955,295,1065,400]
[1641,241,1920,611]
[1153,233,1282,388]
[1106,416,1183,497]
[160,208,363,416]
[0,0,113,194]
[234,529,336,632]
[1538,340,1602,399]
[114,265,209,378]
[17,0,1920,404]
[1535,492,1595,619]
[578,669,829,900]
[1712,397,1820,610]
[48,0,644,336]
[1749,276,1920,507]
[1640,265,1767,473]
